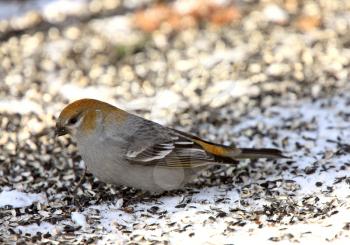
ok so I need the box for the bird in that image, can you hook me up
[56,98,285,193]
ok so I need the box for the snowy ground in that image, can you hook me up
[1,0,350,244]
[1,93,350,244]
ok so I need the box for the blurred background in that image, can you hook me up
[1,0,349,126]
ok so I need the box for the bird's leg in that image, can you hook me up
[71,165,89,207]
[72,165,87,193]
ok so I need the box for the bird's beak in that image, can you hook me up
[55,125,68,137]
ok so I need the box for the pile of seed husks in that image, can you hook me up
[1,0,350,244]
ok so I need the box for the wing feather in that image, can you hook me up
[125,133,214,168]
[126,142,175,162]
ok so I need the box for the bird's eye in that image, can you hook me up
[68,117,78,125]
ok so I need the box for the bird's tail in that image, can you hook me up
[233,148,285,159]
[173,129,287,162]
[191,137,286,161]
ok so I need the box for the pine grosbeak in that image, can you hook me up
[56,99,284,192]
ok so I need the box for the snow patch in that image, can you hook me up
[16,222,58,236]
[71,212,87,227]
[0,189,47,208]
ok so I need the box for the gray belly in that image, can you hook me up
[78,144,203,193]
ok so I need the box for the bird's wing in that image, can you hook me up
[125,129,238,168]
[126,136,212,168]
[102,113,238,168]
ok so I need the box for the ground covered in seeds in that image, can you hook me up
[1,0,350,244]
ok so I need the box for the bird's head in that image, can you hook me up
[55,98,121,137]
